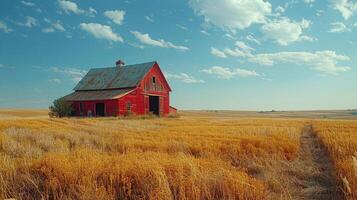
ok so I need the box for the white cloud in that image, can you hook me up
[80,23,123,42]
[0,21,12,33]
[303,0,315,7]
[104,10,125,25]
[261,17,312,45]
[224,33,236,40]
[246,34,261,45]
[316,9,324,17]
[43,18,66,32]
[48,78,62,84]
[42,27,55,33]
[128,42,145,49]
[88,7,97,17]
[331,0,357,20]
[329,22,350,32]
[200,30,210,35]
[52,21,65,31]
[176,24,188,30]
[51,67,87,82]
[165,73,204,83]
[58,0,96,16]
[202,66,259,79]
[58,0,83,14]
[21,1,35,7]
[189,0,272,30]
[249,51,351,74]
[17,16,37,28]
[130,31,189,51]
[145,16,154,22]
[211,48,227,58]
[211,41,254,58]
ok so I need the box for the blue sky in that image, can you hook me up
[0,0,356,110]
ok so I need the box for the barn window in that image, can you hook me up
[126,101,131,112]
[152,76,156,84]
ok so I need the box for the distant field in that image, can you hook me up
[0,109,48,119]
[0,109,356,199]
[184,109,357,119]
[1,109,357,119]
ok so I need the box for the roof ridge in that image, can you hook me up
[90,61,156,70]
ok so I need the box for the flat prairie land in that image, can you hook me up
[0,109,356,200]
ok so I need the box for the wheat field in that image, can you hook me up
[0,110,356,199]
[313,120,357,200]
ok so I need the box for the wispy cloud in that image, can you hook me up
[16,16,38,28]
[165,73,204,83]
[48,78,62,84]
[328,22,350,33]
[131,31,189,51]
[331,0,357,20]
[261,17,312,46]
[21,1,35,7]
[145,16,154,22]
[58,0,96,17]
[0,21,12,33]
[202,66,259,79]
[189,0,272,30]
[42,19,65,33]
[249,51,351,75]
[51,67,87,83]
[58,0,83,14]
[211,41,254,58]
[42,27,55,33]
[200,30,210,35]
[104,10,125,25]
[246,34,261,45]
[176,24,188,30]
[43,18,66,32]
[80,23,123,42]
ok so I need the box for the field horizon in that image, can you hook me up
[1,108,357,120]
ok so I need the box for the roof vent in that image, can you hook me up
[116,59,125,68]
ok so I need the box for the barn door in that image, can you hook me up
[149,96,159,115]
[95,103,105,117]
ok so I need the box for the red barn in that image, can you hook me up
[63,60,173,117]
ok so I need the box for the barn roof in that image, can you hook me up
[62,88,134,101]
[74,61,156,91]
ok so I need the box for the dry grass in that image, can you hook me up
[0,109,48,119]
[0,114,308,200]
[312,120,357,199]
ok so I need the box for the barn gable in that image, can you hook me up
[140,63,172,92]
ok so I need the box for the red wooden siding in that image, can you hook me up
[70,62,172,117]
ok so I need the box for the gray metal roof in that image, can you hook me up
[74,61,156,91]
[62,88,134,101]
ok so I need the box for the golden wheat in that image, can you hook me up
[313,120,357,199]
[0,115,306,200]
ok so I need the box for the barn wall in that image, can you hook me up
[72,99,119,117]
[138,64,170,115]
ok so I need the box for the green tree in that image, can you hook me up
[49,98,73,118]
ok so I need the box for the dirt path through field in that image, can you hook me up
[288,124,339,199]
